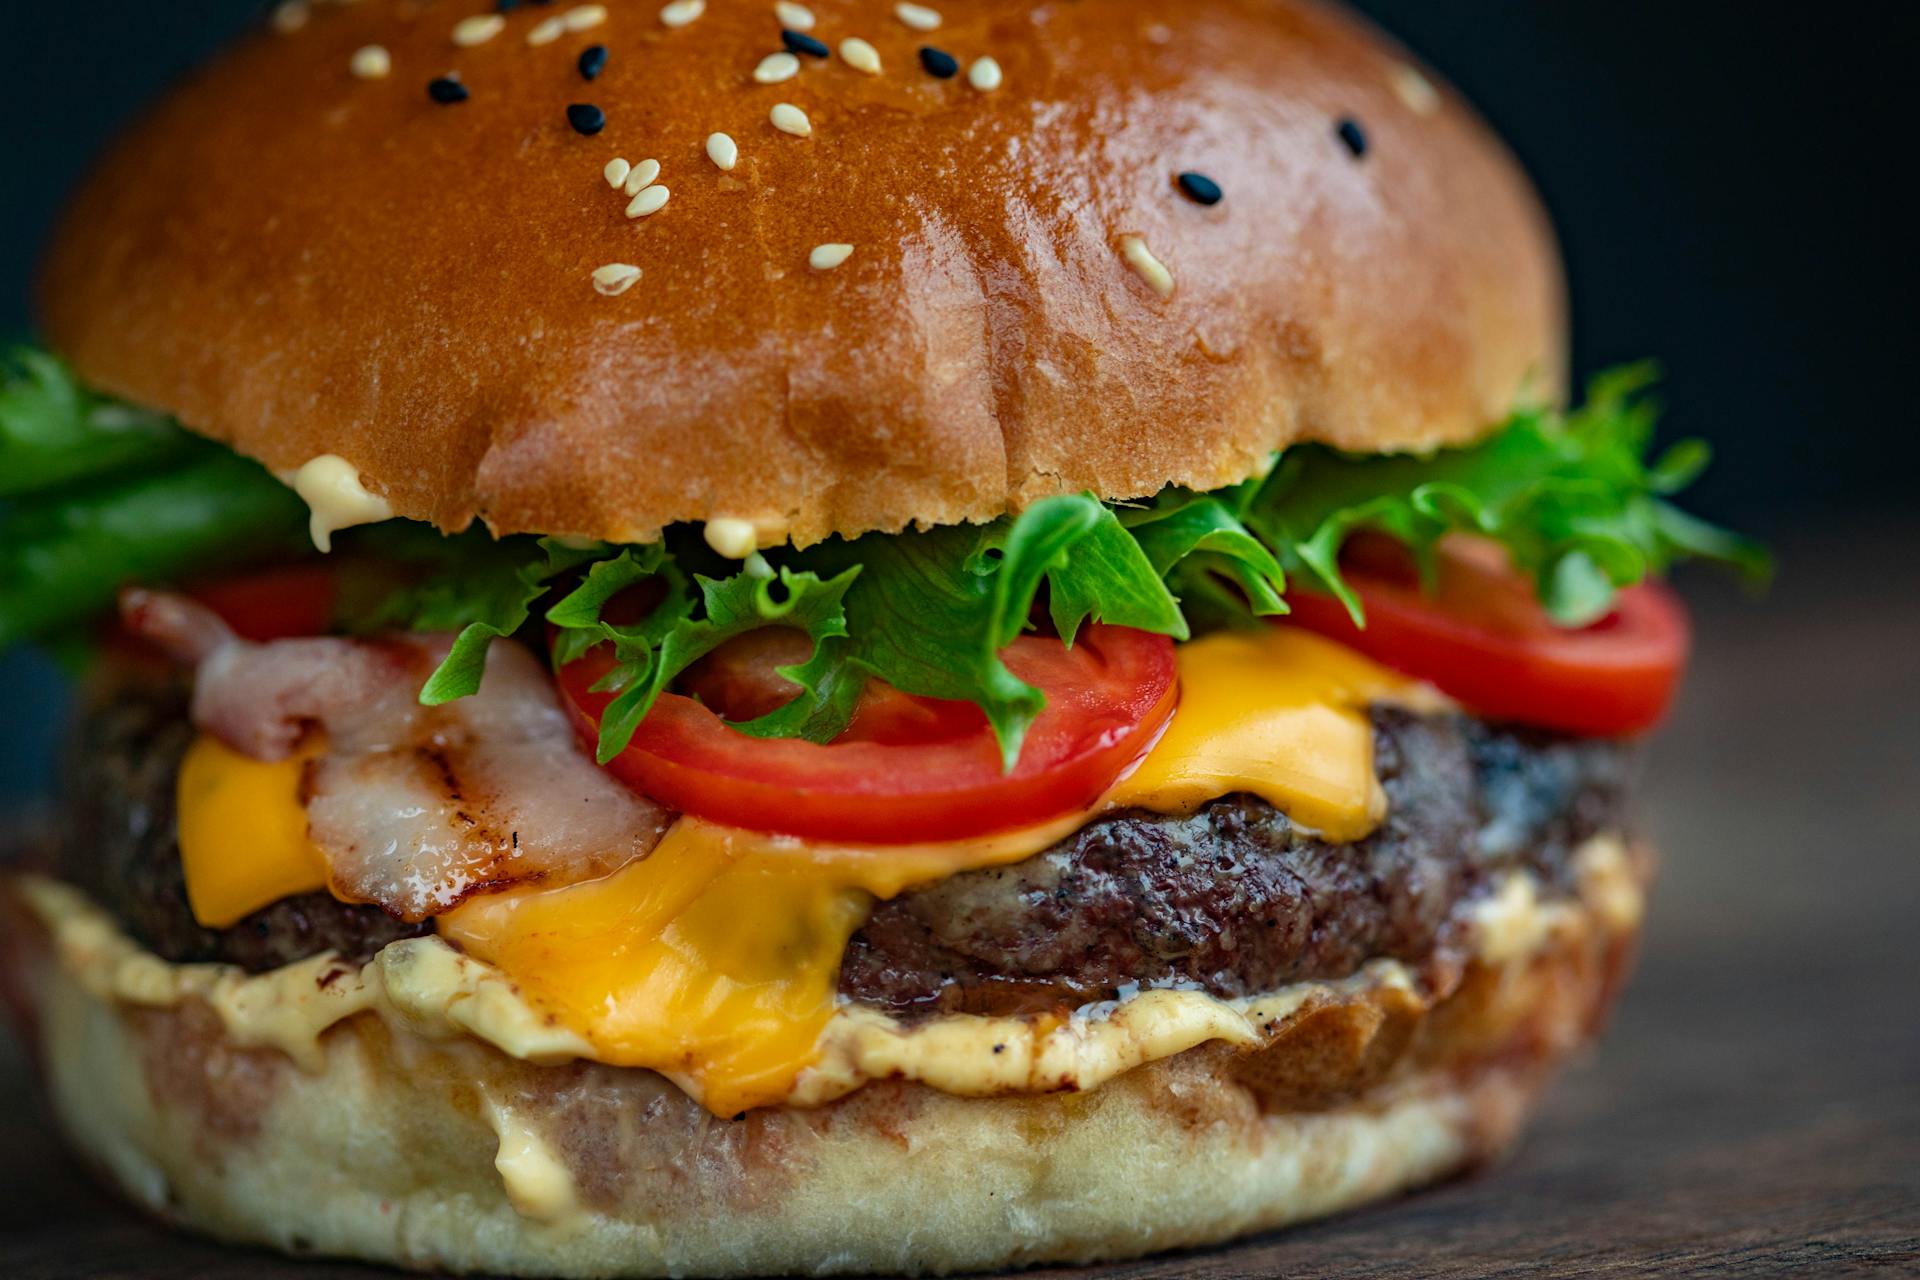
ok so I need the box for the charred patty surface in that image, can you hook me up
[59,679,1632,1001]
[838,708,1634,1014]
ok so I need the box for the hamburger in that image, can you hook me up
[0,0,1764,1274]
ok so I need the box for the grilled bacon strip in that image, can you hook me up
[121,590,671,921]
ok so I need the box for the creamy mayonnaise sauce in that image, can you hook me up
[14,835,1641,1114]
[285,453,393,552]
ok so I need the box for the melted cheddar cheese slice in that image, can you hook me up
[174,626,1435,1112]
[1107,628,1429,840]
[437,816,1083,1116]
[176,735,329,928]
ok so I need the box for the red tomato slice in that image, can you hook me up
[557,625,1179,844]
[676,630,985,744]
[188,564,339,641]
[1278,536,1690,737]
[675,629,817,722]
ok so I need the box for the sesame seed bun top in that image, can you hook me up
[36,0,1563,547]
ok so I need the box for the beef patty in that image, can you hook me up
[59,676,428,972]
[842,708,1633,1014]
[56,675,1634,1008]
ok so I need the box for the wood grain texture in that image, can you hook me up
[2,524,1915,1278]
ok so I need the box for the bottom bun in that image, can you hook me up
[5,842,1644,1277]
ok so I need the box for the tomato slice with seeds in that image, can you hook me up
[557,625,1179,844]
[1278,536,1690,737]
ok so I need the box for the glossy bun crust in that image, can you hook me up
[38,0,1562,546]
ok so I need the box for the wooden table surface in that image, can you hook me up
[3,526,1915,1278]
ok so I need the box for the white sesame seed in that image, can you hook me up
[626,184,671,218]
[349,44,391,80]
[705,132,739,171]
[1388,62,1441,116]
[623,158,661,196]
[808,243,854,271]
[271,1,310,34]
[893,2,941,32]
[704,518,759,559]
[452,14,505,47]
[527,15,564,45]
[592,264,643,296]
[564,5,608,33]
[660,0,706,28]
[753,52,801,84]
[839,37,881,75]
[967,55,1002,92]
[1118,234,1175,298]
[604,157,632,189]
[769,102,812,137]
[774,1,815,31]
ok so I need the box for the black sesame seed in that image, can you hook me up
[1336,116,1368,158]
[566,102,606,135]
[427,76,469,105]
[1175,171,1222,205]
[781,28,830,58]
[494,0,520,11]
[578,44,608,80]
[919,46,959,78]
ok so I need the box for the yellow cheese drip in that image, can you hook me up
[1107,628,1431,840]
[176,626,1434,1112]
[436,816,1082,1116]
[176,735,329,928]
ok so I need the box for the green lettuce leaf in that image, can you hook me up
[796,494,1205,767]
[360,530,610,703]
[0,349,199,498]
[1244,365,1770,626]
[1038,499,1193,642]
[0,448,308,648]
[0,351,309,647]
[517,493,1265,766]
[0,344,1765,770]
[1123,489,1290,621]
[547,562,861,763]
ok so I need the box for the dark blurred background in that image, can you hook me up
[0,1,1912,801]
